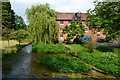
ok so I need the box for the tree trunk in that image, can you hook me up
[8,40,10,47]
[18,40,20,45]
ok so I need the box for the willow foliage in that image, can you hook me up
[26,3,58,44]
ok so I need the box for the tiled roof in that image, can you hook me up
[57,12,88,20]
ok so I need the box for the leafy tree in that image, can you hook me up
[86,1,120,42]
[26,3,58,44]
[62,20,85,41]
[2,1,15,46]
[2,28,14,46]
[12,29,28,44]
[15,15,26,30]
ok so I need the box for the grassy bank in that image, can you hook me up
[32,43,68,53]
[40,54,91,73]
[1,40,29,58]
[32,43,119,77]
[67,44,120,77]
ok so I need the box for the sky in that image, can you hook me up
[10,0,96,24]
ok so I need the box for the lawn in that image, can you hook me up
[0,40,28,49]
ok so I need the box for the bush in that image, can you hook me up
[96,46,113,52]
[83,40,96,53]
[2,49,17,58]
[32,43,68,53]
[40,54,91,73]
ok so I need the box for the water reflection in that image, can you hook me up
[3,44,34,78]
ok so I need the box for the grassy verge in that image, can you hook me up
[40,54,91,73]
[1,40,29,58]
[66,44,120,77]
[32,43,68,53]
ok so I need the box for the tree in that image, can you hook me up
[2,1,15,46]
[26,3,58,44]
[86,1,120,42]
[12,29,28,44]
[2,1,15,29]
[62,20,85,41]
[15,15,26,30]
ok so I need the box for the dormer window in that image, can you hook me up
[75,12,81,20]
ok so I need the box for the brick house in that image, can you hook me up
[56,12,106,41]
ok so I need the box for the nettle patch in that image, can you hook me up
[101,52,118,60]
[32,43,68,53]
[39,54,91,73]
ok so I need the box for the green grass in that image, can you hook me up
[32,43,68,53]
[68,44,86,54]
[40,54,91,73]
[67,44,120,77]
[2,44,29,58]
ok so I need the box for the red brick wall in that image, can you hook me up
[57,21,106,41]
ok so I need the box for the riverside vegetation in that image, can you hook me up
[32,43,120,78]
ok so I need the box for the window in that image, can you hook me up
[85,28,89,32]
[97,29,101,33]
[60,21,64,25]
[60,34,64,39]
[84,21,88,26]
[60,28,63,32]
[68,15,72,18]
[97,34,100,37]
[68,21,71,25]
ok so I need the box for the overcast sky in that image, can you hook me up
[10,0,96,24]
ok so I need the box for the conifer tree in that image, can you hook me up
[2,1,15,46]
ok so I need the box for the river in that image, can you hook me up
[2,44,34,78]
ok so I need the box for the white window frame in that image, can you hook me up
[60,28,63,32]
[85,28,89,32]
[97,34,100,37]
[60,34,64,39]
[97,29,101,33]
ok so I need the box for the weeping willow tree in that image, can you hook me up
[26,3,58,44]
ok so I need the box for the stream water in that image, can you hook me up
[2,44,117,79]
[2,44,34,78]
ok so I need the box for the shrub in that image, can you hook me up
[2,49,17,58]
[40,54,91,73]
[83,40,96,53]
[32,43,68,53]
[96,46,113,52]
